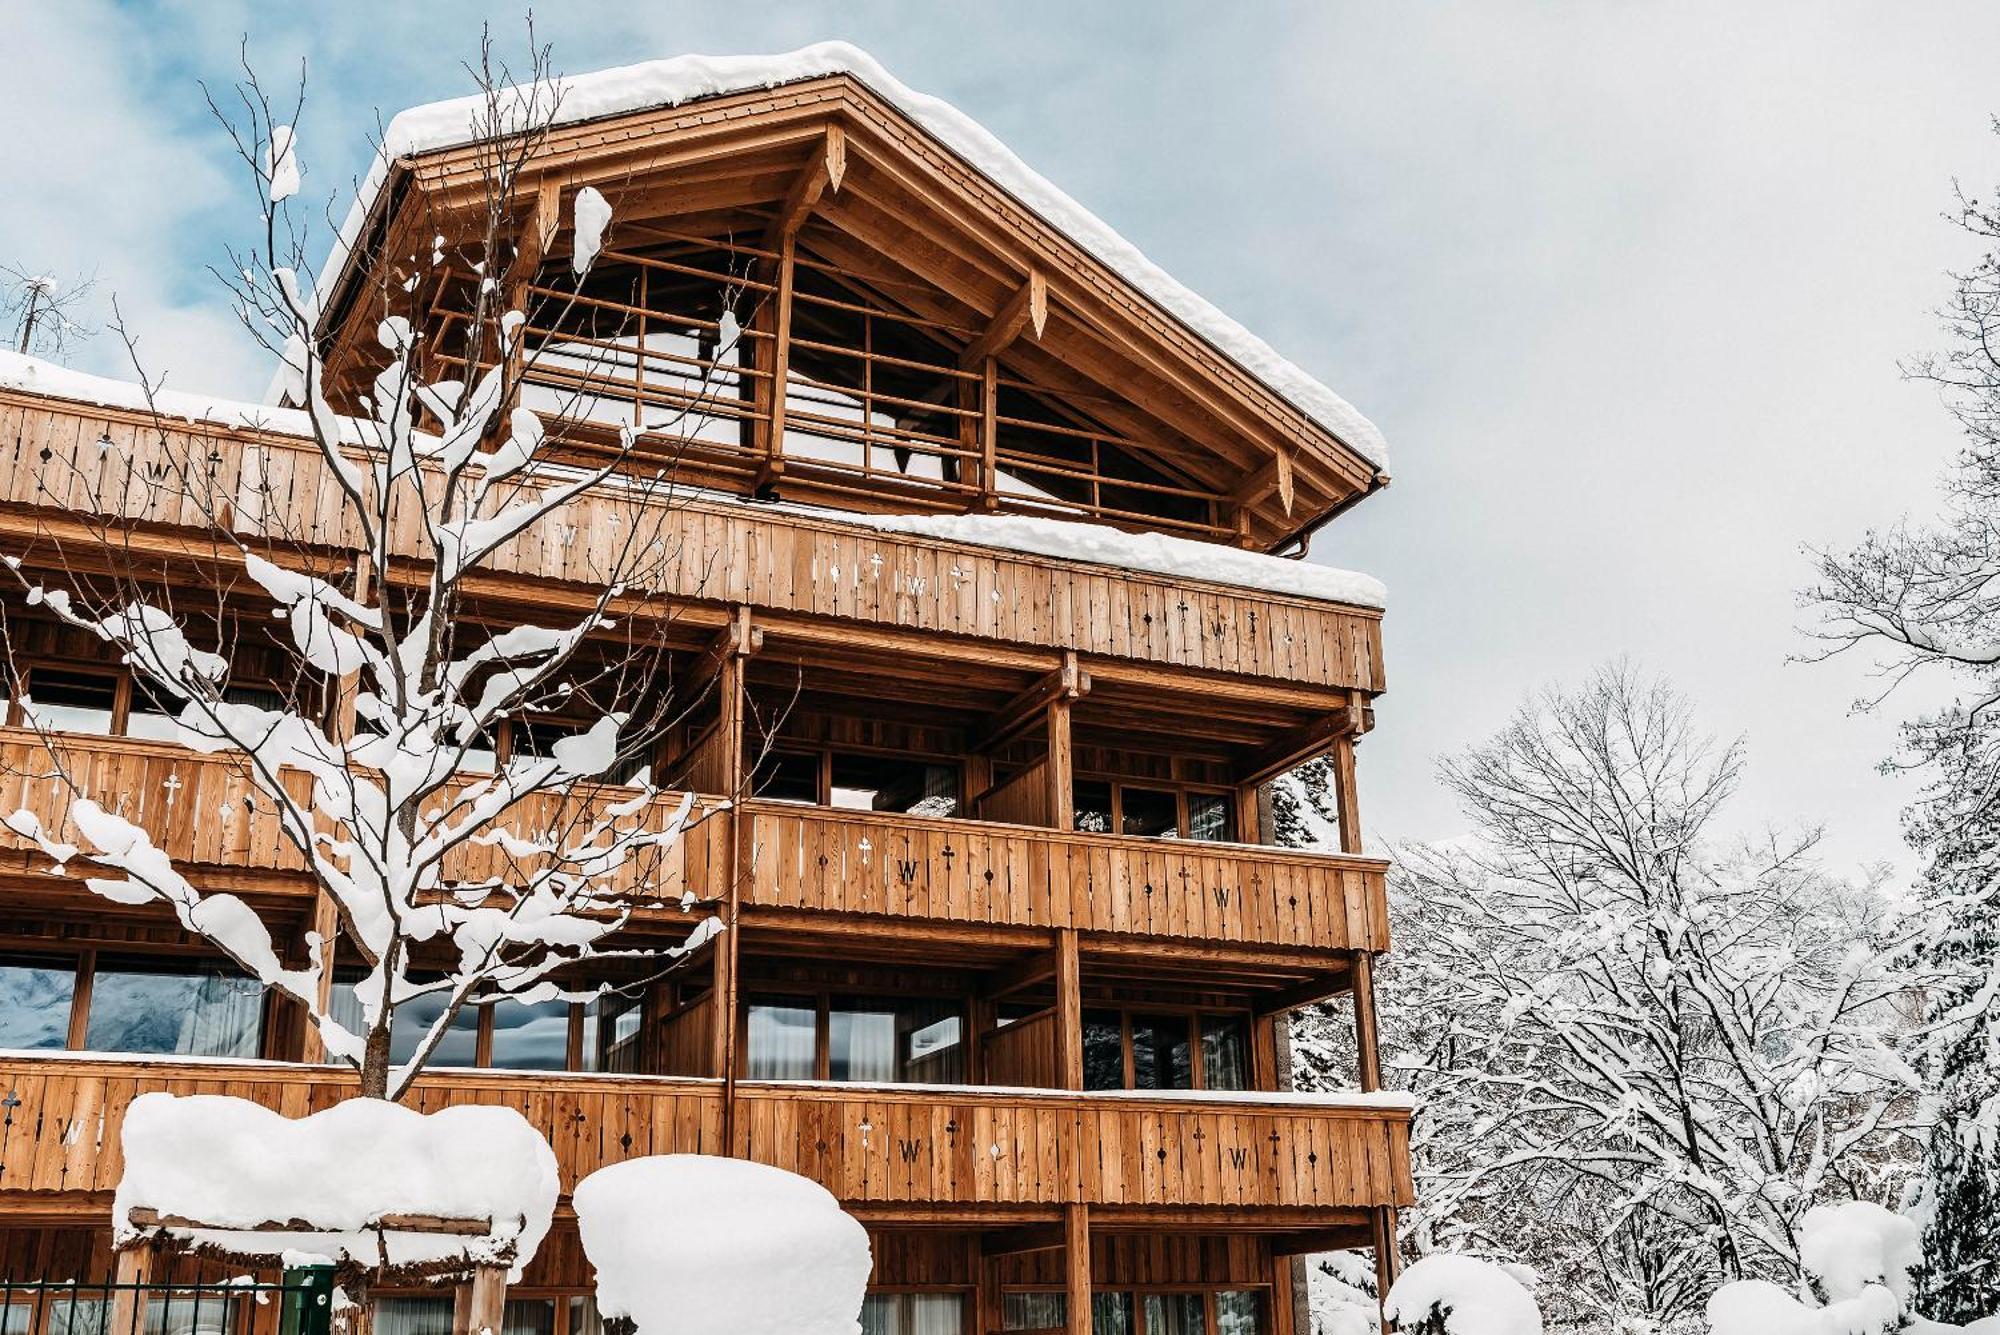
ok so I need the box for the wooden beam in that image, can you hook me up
[959,271,1049,369]
[108,1240,154,1335]
[461,1264,508,1335]
[1236,709,1356,787]
[678,611,765,704]
[1332,734,1363,855]
[1252,967,1352,1019]
[1055,927,1083,1091]
[974,659,1090,753]
[1233,449,1296,515]
[1352,950,1382,1094]
[982,1222,1065,1256]
[763,124,848,251]
[1269,1225,1374,1256]
[983,947,1057,1002]
[1063,1203,1091,1335]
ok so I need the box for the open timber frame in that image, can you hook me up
[0,67,1406,1335]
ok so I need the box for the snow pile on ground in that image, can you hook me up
[312,42,1388,470]
[573,1155,871,1335]
[1383,1255,1543,1335]
[1706,1201,2000,1335]
[847,511,1385,609]
[112,1092,558,1277]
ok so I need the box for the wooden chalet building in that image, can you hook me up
[0,47,1407,1335]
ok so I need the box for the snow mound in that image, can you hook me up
[1797,1201,1919,1304]
[845,511,1385,609]
[113,1092,558,1278]
[573,1155,871,1335]
[311,42,1389,469]
[1384,1255,1543,1335]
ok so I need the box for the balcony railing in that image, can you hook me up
[0,732,1387,953]
[743,800,1391,952]
[0,1054,1414,1212]
[0,388,1383,692]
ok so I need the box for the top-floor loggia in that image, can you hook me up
[302,47,1391,554]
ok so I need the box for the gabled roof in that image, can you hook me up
[306,42,1391,547]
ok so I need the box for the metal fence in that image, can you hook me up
[0,1264,333,1335]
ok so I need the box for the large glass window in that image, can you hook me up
[84,958,264,1058]
[1186,792,1234,844]
[21,667,116,735]
[753,750,821,803]
[388,990,481,1067]
[1001,1293,1065,1332]
[0,957,74,1049]
[1093,1293,1136,1335]
[489,995,573,1070]
[1130,1013,1193,1091]
[746,998,817,1080]
[859,1294,965,1335]
[1073,780,1113,834]
[584,990,643,1073]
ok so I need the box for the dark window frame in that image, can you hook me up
[1079,1005,1254,1093]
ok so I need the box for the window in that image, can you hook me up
[1092,1294,1136,1335]
[830,753,959,817]
[1201,1018,1249,1092]
[1001,1293,1065,1332]
[1129,1013,1193,1091]
[0,957,74,1049]
[20,666,116,735]
[747,994,965,1084]
[584,990,644,1073]
[373,1297,555,1335]
[1120,788,1178,839]
[489,994,574,1070]
[746,998,817,1080]
[327,973,479,1068]
[1072,779,1237,843]
[1215,1292,1264,1335]
[1078,1009,1251,1093]
[859,1294,965,1335]
[1144,1295,1206,1335]
[754,746,962,817]
[84,958,264,1058]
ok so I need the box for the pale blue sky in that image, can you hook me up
[6,1,1996,874]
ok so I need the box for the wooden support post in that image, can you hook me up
[109,1242,154,1335]
[1373,1205,1402,1326]
[1331,733,1362,855]
[461,1264,506,1335]
[1055,929,1083,1091]
[1063,1203,1090,1335]
[754,236,797,487]
[715,608,752,1145]
[1045,652,1079,832]
[1353,951,1383,1094]
[300,890,340,1062]
[979,356,999,512]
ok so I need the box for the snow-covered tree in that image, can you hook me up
[1,261,95,360]
[1292,665,1920,1332]
[1803,151,2000,1325]
[0,38,746,1101]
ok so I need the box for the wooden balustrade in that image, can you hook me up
[0,390,1384,692]
[0,1055,1412,1212]
[744,801,1391,952]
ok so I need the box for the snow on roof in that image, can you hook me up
[1,349,327,439]
[310,41,1389,470]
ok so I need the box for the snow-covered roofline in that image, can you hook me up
[307,41,1388,470]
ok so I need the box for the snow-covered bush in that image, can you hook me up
[1384,1255,1543,1335]
[572,1156,871,1335]
[1705,1200,1999,1335]
[113,1091,558,1277]
[1306,1250,1380,1335]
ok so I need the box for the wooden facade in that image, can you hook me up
[0,65,1403,1335]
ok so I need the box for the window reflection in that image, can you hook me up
[1215,1291,1264,1335]
[1201,1018,1249,1092]
[1130,1013,1193,1091]
[1144,1294,1206,1335]
[0,957,73,1049]
[84,959,263,1058]
[489,995,572,1070]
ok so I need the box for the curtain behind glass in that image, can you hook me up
[1201,1018,1249,1092]
[746,1000,816,1079]
[84,963,263,1058]
[829,1007,898,1082]
[375,1298,552,1335]
[1001,1292,1065,1331]
[1092,1293,1136,1335]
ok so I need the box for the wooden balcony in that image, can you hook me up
[0,1055,1413,1215]
[744,801,1391,953]
[0,389,1383,693]
[0,732,1386,955]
